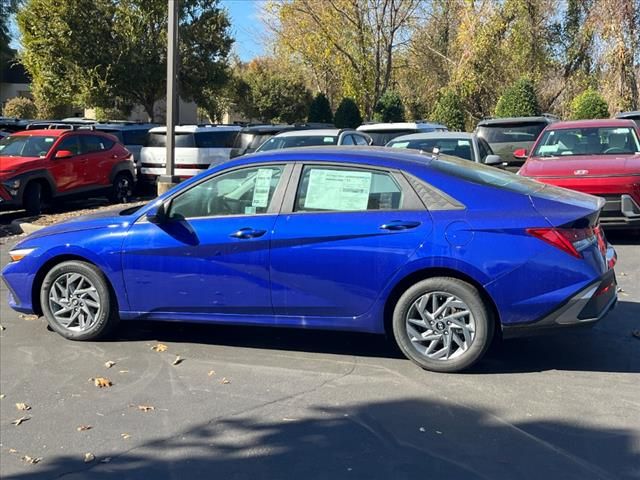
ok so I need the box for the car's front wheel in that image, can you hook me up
[40,261,119,340]
[109,172,133,204]
[392,277,494,373]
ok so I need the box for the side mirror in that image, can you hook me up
[146,203,167,224]
[54,150,73,159]
[513,148,528,160]
[484,154,503,166]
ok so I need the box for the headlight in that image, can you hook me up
[2,178,21,195]
[8,248,35,262]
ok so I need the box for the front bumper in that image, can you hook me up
[598,194,640,228]
[502,268,617,339]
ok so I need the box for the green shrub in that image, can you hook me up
[495,78,541,117]
[373,90,405,122]
[569,88,609,119]
[2,96,37,119]
[307,92,333,123]
[431,89,465,131]
[334,97,362,128]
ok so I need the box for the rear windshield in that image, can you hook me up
[388,138,473,161]
[0,134,57,157]
[146,131,238,148]
[257,134,338,151]
[532,126,640,157]
[476,122,546,143]
[364,130,415,146]
[235,132,278,152]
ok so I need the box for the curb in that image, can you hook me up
[10,219,44,235]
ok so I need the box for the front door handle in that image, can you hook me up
[380,220,421,231]
[230,228,267,239]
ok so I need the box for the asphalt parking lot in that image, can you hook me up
[0,224,639,480]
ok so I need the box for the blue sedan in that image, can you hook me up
[1,148,618,372]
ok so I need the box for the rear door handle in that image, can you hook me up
[230,228,267,239]
[380,220,421,231]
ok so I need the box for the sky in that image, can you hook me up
[220,0,266,61]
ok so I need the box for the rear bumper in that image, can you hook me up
[502,268,617,339]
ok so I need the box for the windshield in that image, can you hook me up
[256,135,338,151]
[0,135,57,157]
[476,122,546,144]
[532,127,640,157]
[388,138,473,161]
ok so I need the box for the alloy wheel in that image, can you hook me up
[405,291,476,361]
[48,273,102,332]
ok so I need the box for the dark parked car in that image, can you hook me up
[231,125,307,158]
[94,122,158,175]
[615,111,640,127]
[475,115,558,171]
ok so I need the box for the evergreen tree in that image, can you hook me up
[307,92,333,123]
[334,97,363,128]
[495,78,541,117]
[373,90,405,122]
[431,89,465,131]
[569,88,609,119]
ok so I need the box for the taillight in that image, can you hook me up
[527,227,597,258]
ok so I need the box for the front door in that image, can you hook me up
[49,134,87,192]
[270,164,433,318]
[122,164,290,315]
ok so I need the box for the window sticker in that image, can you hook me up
[538,145,559,155]
[244,206,257,214]
[305,169,372,211]
[44,138,54,143]
[323,137,335,143]
[251,168,274,207]
[457,140,471,146]
[390,142,409,148]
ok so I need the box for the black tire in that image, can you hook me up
[392,277,494,373]
[40,261,119,341]
[23,182,43,216]
[109,172,133,204]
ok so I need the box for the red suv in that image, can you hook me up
[0,127,136,215]
[518,119,640,229]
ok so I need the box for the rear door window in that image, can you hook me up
[81,135,113,153]
[195,131,239,148]
[56,135,82,156]
[295,166,403,212]
[146,132,196,147]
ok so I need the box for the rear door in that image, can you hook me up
[80,134,116,188]
[270,163,433,318]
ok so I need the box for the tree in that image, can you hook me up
[334,97,363,128]
[2,97,37,119]
[373,90,405,122]
[495,78,541,117]
[308,93,333,123]
[431,89,465,131]
[232,59,312,123]
[17,0,233,121]
[569,88,609,119]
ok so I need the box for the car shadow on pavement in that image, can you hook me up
[3,398,637,480]
[112,299,640,375]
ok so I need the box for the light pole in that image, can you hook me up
[157,0,180,195]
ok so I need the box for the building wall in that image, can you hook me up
[85,98,197,124]
[0,83,32,108]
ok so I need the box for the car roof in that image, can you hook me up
[477,116,557,126]
[357,122,447,131]
[11,128,113,137]
[389,132,475,142]
[544,118,637,130]
[240,124,300,134]
[272,128,349,137]
[148,124,242,133]
[94,122,157,130]
[615,111,640,119]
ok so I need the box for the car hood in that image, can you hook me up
[522,154,640,177]
[0,156,44,177]
[23,210,133,241]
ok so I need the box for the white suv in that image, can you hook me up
[255,128,372,152]
[140,125,241,182]
[357,121,447,146]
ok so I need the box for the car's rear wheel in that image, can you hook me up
[392,277,494,373]
[109,172,133,204]
[40,261,119,341]
[23,182,43,216]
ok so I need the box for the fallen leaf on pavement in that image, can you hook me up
[207,370,215,377]
[138,405,155,412]
[104,361,116,368]
[221,377,231,384]
[0,324,5,330]
[12,416,30,426]
[21,455,41,464]
[119,370,129,374]
[77,425,92,431]
[91,377,112,388]
[84,452,95,463]
[172,355,183,366]
[19,314,39,321]
[151,343,168,352]
[419,427,426,432]
[121,433,131,439]
[632,330,640,339]
[9,448,18,453]
[0,394,5,399]
[617,287,625,293]
[15,403,31,411]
